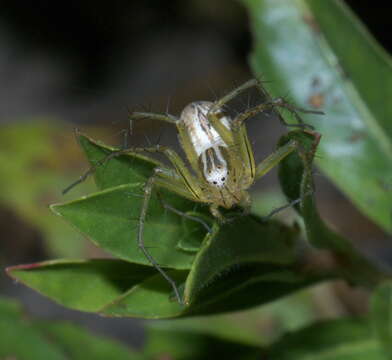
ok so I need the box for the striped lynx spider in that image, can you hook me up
[65,79,322,304]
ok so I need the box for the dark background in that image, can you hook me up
[0,0,391,350]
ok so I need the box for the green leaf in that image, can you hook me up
[185,266,322,316]
[101,270,187,318]
[18,133,328,318]
[52,184,207,269]
[77,133,159,190]
[7,259,157,312]
[102,217,325,317]
[101,262,322,318]
[268,319,385,360]
[52,133,327,316]
[176,211,212,253]
[278,130,386,286]
[184,216,298,303]
[55,134,211,268]
[145,285,321,349]
[8,213,327,319]
[371,281,392,357]
[243,0,392,234]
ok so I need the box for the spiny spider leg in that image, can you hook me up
[62,146,130,194]
[260,189,315,222]
[139,169,183,304]
[130,112,178,124]
[205,80,322,189]
[255,139,298,179]
[208,79,323,138]
[63,144,202,198]
[270,98,323,129]
[210,79,259,111]
[205,79,261,145]
[231,98,323,131]
[157,193,212,233]
[260,197,302,222]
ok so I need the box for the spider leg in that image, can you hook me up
[205,79,273,187]
[157,193,212,233]
[260,197,302,222]
[63,144,204,201]
[206,79,262,146]
[210,78,260,110]
[130,112,178,124]
[139,169,183,304]
[231,98,323,131]
[255,139,298,179]
[271,97,324,127]
[260,190,314,222]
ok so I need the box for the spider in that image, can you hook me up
[64,79,322,304]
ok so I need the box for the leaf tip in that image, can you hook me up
[5,262,43,281]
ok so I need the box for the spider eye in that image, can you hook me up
[213,181,217,185]
[221,177,225,181]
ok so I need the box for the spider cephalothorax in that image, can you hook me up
[65,78,322,303]
[177,100,249,210]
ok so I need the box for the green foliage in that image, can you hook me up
[371,281,392,357]
[9,132,335,319]
[0,297,138,360]
[144,325,261,360]
[52,184,200,269]
[8,130,386,322]
[242,0,392,234]
[0,122,95,258]
[278,131,385,286]
[268,319,386,360]
[6,1,392,358]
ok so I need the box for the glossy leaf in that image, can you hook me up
[8,219,325,319]
[243,0,392,233]
[184,216,298,303]
[176,211,212,253]
[102,263,323,318]
[101,270,187,318]
[77,133,159,190]
[102,217,324,317]
[7,259,157,312]
[278,130,386,286]
[371,281,392,357]
[52,184,206,269]
[55,134,210,268]
[268,319,385,360]
[15,129,333,318]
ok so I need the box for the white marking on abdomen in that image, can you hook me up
[180,101,230,156]
[180,101,231,188]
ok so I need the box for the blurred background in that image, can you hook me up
[1,0,391,352]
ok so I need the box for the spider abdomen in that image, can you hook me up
[180,101,231,188]
[180,101,230,156]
